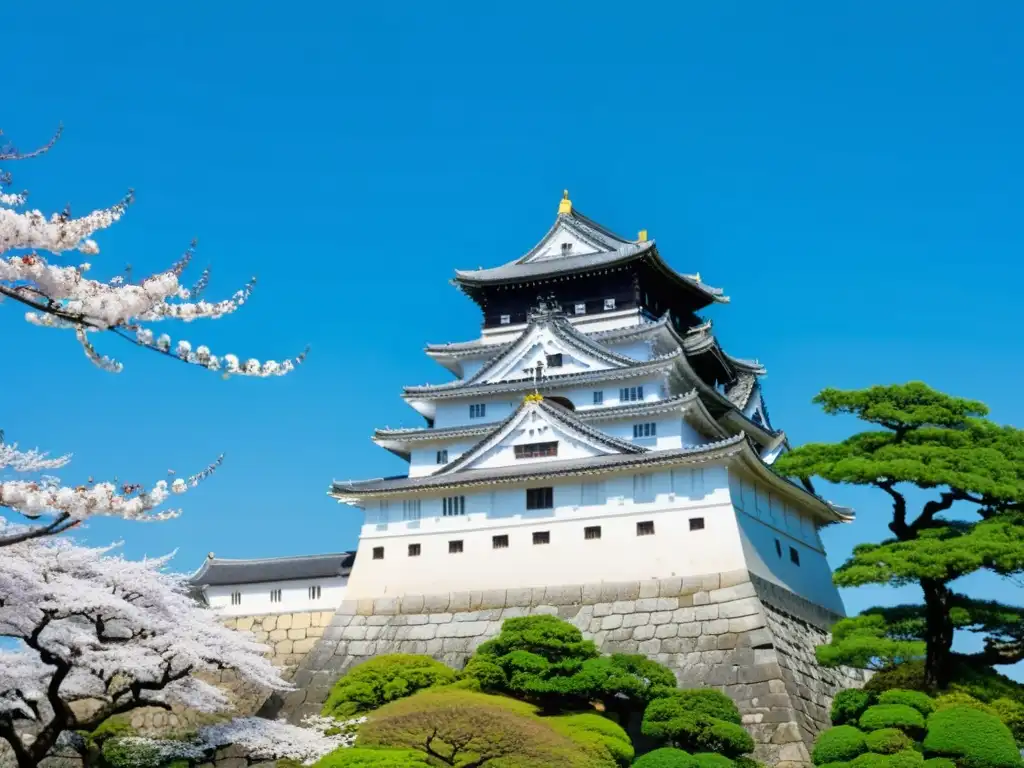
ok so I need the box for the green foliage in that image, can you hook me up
[922,706,1022,768]
[865,728,914,755]
[859,705,926,736]
[818,614,927,671]
[988,698,1024,747]
[877,690,936,716]
[550,713,634,766]
[321,654,458,718]
[922,759,957,768]
[833,690,877,726]
[886,751,926,768]
[692,753,736,768]
[642,691,752,758]
[163,761,190,768]
[101,738,161,768]
[864,662,930,697]
[631,748,698,768]
[276,760,305,768]
[812,725,869,765]
[311,747,434,767]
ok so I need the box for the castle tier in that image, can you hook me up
[287,193,865,766]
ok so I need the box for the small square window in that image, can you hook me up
[689,517,705,531]
[561,242,573,254]
[231,591,241,606]
[575,303,586,315]
[500,314,511,325]
[774,539,782,558]
[492,534,509,549]
[469,403,487,419]
[372,546,384,560]
[593,391,604,405]
[449,540,464,554]
[308,585,321,600]
[526,487,554,510]
[408,543,421,557]
[436,449,448,464]
[633,422,657,439]
[442,496,466,516]
[789,546,800,566]
[533,531,551,545]
[584,525,602,540]
[545,353,563,368]
[270,588,282,603]
[604,298,616,311]
[637,520,655,536]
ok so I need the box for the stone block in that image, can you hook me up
[449,592,471,612]
[677,593,694,607]
[308,626,324,638]
[720,569,752,588]
[479,589,507,609]
[701,573,721,591]
[401,595,425,614]
[367,615,391,626]
[655,624,678,639]
[729,614,767,633]
[318,610,335,626]
[365,625,383,640]
[589,619,602,633]
[672,607,695,623]
[341,626,367,641]
[711,581,758,603]
[593,602,612,617]
[530,605,558,616]
[276,639,293,654]
[638,639,661,654]
[235,616,254,632]
[622,612,650,628]
[501,606,529,621]
[717,633,738,650]
[269,629,288,641]
[656,597,679,611]
[373,597,399,616]
[293,612,312,629]
[719,596,763,619]
[582,583,603,604]
[692,591,710,606]
[696,635,719,651]
[658,577,682,597]
[661,637,696,654]
[738,627,774,648]
[739,662,784,685]
[633,624,656,641]
[355,600,373,617]
[544,584,581,605]
[429,613,453,624]
[651,611,673,625]
[407,614,429,625]
[678,622,702,638]
[703,619,731,635]
[505,587,533,607]
[423,593,450,612]
[635,597,659,612]
[293,638,317,654]
[639,580,660,598]
[261,616,277,631]
[601,614,623,630]
[694,604,720,621]
[336,601,358,616]
[288,628,307,640]
[608,628,634,641]
[604,639,639,654]
[347,640,377,656]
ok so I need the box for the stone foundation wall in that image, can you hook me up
[279,570,866,767]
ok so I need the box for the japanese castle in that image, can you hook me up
[329,191,853,616]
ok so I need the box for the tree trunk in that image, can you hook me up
[921,578,955,689]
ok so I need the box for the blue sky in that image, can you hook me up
[4,3,1023,673]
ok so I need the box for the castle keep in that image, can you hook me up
[208,193,865,766]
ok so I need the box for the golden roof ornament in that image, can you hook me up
[558,189,572,215]
[638,230,648,242]
[524,393,544,403]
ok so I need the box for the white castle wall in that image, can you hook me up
[204,575,349,617]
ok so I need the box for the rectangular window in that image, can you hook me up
[469,403,486,419]
[789,546,801,566]
[270,589,282,603]
[604,298,616,310]
[514,441,558,459]
[308,585,321,600]
[774,539,782,558]
[689,517,705,531]
[584,525,602,540]
[637,520,655,536]
[533,531,551,545]
[442,496,466,516]
[402,499,422,521]
[231,591,241,606]
[449,540,464,554]
[619,386,644,402]
[373,546,384,560]
[436,450,448,465]
[633,473,655,503]
[545,353,563,368]
[408,543,421,557]
[632,422,657,439]
[526,487,554,510]
[492,534,509,549]
[575,303,586,315]
[500,314,511,325]
[592,391,603,405]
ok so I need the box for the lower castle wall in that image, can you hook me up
[279,570,866,768]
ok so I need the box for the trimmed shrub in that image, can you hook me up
[922,706,1021,768]
[653,690,744,725]
[833,690,876,726]
[850,754,892,768]
[551,713,634,767]
[865,728,914,755]
[859,705,926,736]
[922,759,957,768]
[878,690,936,717]
[321,654,458,718]
[989,698,1024,747]
[692,753,736,768]
[887,751,926,768]
[632,748,699,768]
[935,692,991,713]
[642,695,753,758]
[311,747,434,766]
[812,725,869,765]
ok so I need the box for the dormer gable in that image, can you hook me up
[517,193,634,264]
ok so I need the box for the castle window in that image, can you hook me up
[492,534,509,549]
[545,353,563,368]
[270,589,282,603]
[308,585,321,600]
[620,386,644,402]
[449,540,464,554]
[689,517,705,531]
[514,441,558,459]
[633,473,655,503]
[500,314,511,325]
[561,242,573,254]
[789,546,801,566]
[526,487,554,510]
[442,496,466,516]
[585,525,602,540]
[575,303,586,315]
[469,403,487,419]
[373,546,384,560]
[604,298,616,311]
[592,391,603,405]
[533,531,551,545]
[774,539,782,558]
[633,422,657,439]
[408,543,421,557]
[230,591,241,606]
[436,449,448,464]
[637,520,655,536]
[403,499,421,521]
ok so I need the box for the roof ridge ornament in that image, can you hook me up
[558,189,572,215]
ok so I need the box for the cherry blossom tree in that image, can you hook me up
[0,535,294,768]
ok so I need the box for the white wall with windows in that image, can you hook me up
[203,575,349,617]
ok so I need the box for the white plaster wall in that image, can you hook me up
[347,467,743,598]
[479,309,646,346]
[603,339,654,362]
[409,440,476,477]
[600,417,706,450]
[460,359,486,380]
[204,576,349,617]
[433,400,516,429]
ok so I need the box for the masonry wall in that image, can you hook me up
[278,570,865,768]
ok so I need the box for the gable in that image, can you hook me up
[521,220,607,263]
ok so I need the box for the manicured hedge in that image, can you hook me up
[311,747,434,766]
[692,753,736,768]
[833,690,876,726]
[877,690,936,717]
[321,654,458,718]
[812,725,868,765]
[864,727,913,755]
[922,706,1021,768]
[858,704,926,736]
[631,747,699,768]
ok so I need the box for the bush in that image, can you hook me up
[887,751,926,768]
[865,728,914,755]
[833,690,876,726]
[311,747,433,766]
[692,753,736,768]
[812,725,868,765]
[632,748,698,768]
[859,705,926,736]
[642,692,752,758]
[878,690,936,717]
[989,698,1024,747]
[551,713,634,767]
[864,663,930,697]
[922,759,957,768]
[922,706,1021,768]
[101,738,161,768]
[849,754,893,768]
[321,654,458,718]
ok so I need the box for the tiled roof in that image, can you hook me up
[516,208,632,263]
[725,372,759,409]
[189,552,355,586]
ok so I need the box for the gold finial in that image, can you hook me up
[694,272,701,283]
[524,393,544,403]
[638,230,648,242]
[558,189,572,215]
